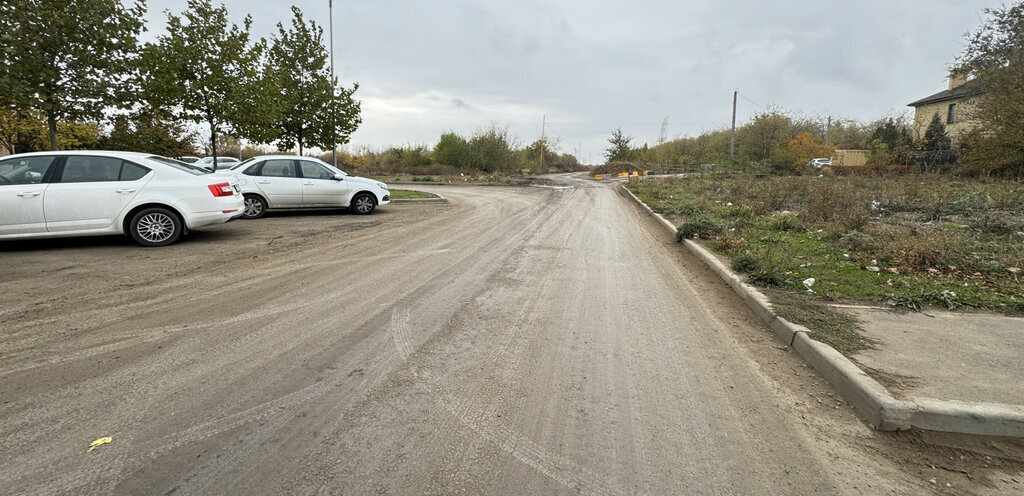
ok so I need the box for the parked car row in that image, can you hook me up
[0,151,390,247]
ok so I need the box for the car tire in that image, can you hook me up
[350,192,376,215]
[243,194,267,219]
[129,207,182,247]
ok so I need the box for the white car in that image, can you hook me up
[196,156,241,171]
[808,158,832,169]
[218,155,390,218]
[0,151,244,247]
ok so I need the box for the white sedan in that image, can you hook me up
[0,151,244,247]
[218,155,390,219]
[196,156,241,171]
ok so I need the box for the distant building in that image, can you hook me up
[907,74,981,142]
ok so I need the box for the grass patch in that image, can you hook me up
[389,189,436,199]
[768,290,874,355]
[629,175,1024,316]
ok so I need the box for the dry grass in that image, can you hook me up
[629,174,1024,315]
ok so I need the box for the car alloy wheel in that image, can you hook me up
[129,207,182,247]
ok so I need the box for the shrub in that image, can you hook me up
[676,216,724,240]
[732,252,763,273]
[769,212,801,232]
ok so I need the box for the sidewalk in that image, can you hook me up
[850,307,1024,406]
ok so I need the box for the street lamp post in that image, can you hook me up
[329,0,337,168]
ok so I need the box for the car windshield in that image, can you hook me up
[147,156,211,175]
[230,158,257,170]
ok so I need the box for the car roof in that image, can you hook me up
[5,150,157,159]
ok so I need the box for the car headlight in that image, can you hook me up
[377,182,388,190]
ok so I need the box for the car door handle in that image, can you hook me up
[115,188,136,194]
[256,180,271,184]
[17,192,42,197]
[303,182,314,185]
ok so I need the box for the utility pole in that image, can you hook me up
[329,0,337,168]
[539,114,546,171]
[825,116,831,146]
[729,90,737,167]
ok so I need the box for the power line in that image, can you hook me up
[736,92,765,110]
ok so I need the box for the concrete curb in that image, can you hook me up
[390,195,448,204]
[619,184,1024,438]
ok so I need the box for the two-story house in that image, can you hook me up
[907,74,981,142]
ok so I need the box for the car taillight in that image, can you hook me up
[208,182,234,197]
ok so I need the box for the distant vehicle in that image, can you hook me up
[808,158,831,169]
[177,156,202,164]
[196,156,241,171]
[0,151,244,247]
[216,155,390,218]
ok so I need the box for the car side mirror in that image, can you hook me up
[333,173,345,181]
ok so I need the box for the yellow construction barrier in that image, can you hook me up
[594,174,603,180]
[617,172,629,178]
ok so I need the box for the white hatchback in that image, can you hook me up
[0,151,244,247]
[218,155,390,218]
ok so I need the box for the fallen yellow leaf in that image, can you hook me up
[88,436,112,452]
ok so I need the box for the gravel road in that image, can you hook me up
[1,175,1016,495]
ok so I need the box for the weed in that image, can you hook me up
[676,216,724,241]
[732,252,763,273]
[769,291,874,355]
[769,212,801,232]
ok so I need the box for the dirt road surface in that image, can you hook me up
[1,175,1021,495]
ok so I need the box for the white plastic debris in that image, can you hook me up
[802,278,816,294]
[865,266,880,272]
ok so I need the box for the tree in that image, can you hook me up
[99,111,198,157]
[0,0,145,150]
[920,113,952,151]
[523,136,558,172]
[783,132,835,167]
[268,6,361,155]
[952,1,1024,177]
[604,128,633,162]
[433,132,471,168]
[468,125,517,172]
[142,0,275,167]
[736,110,792,163]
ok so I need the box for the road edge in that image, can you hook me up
[619,184,1024,437]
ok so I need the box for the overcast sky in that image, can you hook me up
[144,0,995,164]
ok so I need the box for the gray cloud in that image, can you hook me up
[146,0,995,163]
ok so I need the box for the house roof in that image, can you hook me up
[907,80,981,107]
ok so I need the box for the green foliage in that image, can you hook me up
[736,110,792,164]
[629,175,1024,315]
[676,216,724,241]
[433,132,472,168]
[521,136,560,172]
[921,113,952,151]
[953,1,1024,178]
[468,125,517,172]
[0,0,146,150]
[604,128,633,163]
[142,0,271,161]
[99,111,197,157]
[732,252,763,274]
[267,7,360,155]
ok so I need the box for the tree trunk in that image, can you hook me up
[210,122,218,169]
[47,111,58,151]
[298,127,303,156]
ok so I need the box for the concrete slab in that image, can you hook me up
[851,307,1024,405]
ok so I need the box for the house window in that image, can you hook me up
[947,103,957,124]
